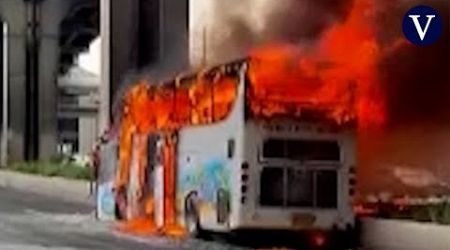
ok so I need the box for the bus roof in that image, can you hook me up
[158,58,248,88]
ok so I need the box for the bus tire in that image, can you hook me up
[330,225,358,250]
[184,193,203,238]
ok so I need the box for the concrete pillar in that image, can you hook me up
[107,0,189,118]
[0,0,76,161]
[158,0,189,72]
[79,95,98,156]
[99,0,110,135]
[38,0,72,159]
[79,116,98,155]
[0,0,27,161]
[110,0,139,102]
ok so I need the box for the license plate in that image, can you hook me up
[291,213,316,228]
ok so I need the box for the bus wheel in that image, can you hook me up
[184,194,202,238]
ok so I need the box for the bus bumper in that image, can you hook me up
[232,208,354,231]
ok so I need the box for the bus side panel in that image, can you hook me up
[176,98,245,231]
[176,120,244,231]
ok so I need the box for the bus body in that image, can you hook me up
[147,62,356,236]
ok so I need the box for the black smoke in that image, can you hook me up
[204,0,354,64]
[358,0,450,196]
[376,0,450,126]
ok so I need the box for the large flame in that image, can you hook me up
[248,0,385,127]
[113,0,387,238]
[114,73,239,236]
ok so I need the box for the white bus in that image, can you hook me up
[145,60,357,247]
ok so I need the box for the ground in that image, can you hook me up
[0,186,248,250]
[2,183,439,250]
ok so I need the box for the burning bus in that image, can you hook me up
[98,55,359,244]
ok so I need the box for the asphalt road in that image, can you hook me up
[0,186,248,250]
[361,218,450,250]
[5,185,407,250]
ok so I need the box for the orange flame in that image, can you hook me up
[114,0,386,238]
[248,0,385,127]
[114,74,239,237]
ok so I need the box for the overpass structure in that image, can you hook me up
[0,0,98,161]
[0,0,189,162]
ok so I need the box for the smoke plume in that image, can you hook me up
[374,0,450,126]
[357,0,450,196]
[113,0,450,196]
[191,0,450,196]
[190,0,354,66]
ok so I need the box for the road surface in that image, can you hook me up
[361,218,450,250]
[0,186,247,250]
[9,184,437,250]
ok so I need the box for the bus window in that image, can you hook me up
[259,167,338,208]
[287,169,313,207]
[316,170,338,208]
[263,139,340,161]
[260,167,284,206]
[262,139,284,158]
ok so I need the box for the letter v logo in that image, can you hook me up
[408,15,435,41]
[403,6,443,46]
